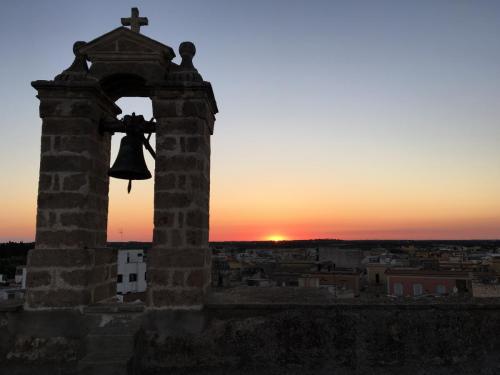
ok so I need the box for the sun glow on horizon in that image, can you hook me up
[266,234,287,242]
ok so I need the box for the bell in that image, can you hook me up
[109,134,152,180]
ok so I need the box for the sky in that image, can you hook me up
[0,0,500,242]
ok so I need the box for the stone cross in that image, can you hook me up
[121,7,148,33]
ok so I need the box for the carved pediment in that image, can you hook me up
[79,27,175,63]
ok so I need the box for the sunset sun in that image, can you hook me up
[266,234,287,242]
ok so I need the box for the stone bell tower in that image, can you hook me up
[26,8,217,309]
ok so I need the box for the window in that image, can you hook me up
[394,283,403,296]
[129,273,137,282]
[413,283,423,296]
[117,274,123,283]
[436,285,446,295]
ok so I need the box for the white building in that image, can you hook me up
[0,287,25,301]
[117,249,147,295]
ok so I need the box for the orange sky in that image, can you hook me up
[1,121,499,242]
[1,2,500,242]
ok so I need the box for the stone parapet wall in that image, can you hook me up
[1,299,499,374]
[138,301,500,375]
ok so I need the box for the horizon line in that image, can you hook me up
[3,238,500,244]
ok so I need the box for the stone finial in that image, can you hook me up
[121,7,148,33]
[55,41,94,81]
[166,41,202,82]
[179,41,196,70]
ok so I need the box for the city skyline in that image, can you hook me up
[1,0,500,242]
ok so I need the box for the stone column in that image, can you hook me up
[147,44,217,308]
[26,80,121,309]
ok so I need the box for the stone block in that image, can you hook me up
[177,212,184,228]
[167,229,184,247]
[154,211,176,228]
[186,269,206,288]
[189,175,209,191]
[59,212,94,229]
[94,248,117,265]
[149,289,204,307]
[60,269,89,287]
[155,155,202,172]
[38,174,52,191]
[40,155,92,173]
[91,158,109,174]
[152,100,178,118]
[41,136,51,153]
[28,249,93,268]
[153,229,167,245]
[182,101,208,119]
[26,270,52,288]
[155,174,176,191]
[155,192,192,209]
[186,229,205,247]
[110,264,117,279]
[186,137,201,152]
[48,211,57,226]
[156,118,205,135]
[36,211,48,228]
[37,192,87,209]
[88,266,106,284]
[95,230,108,248]
[42,118,98,136]
[93,282,115,302]
[172,270,185,287]
[52,174,61,191]
[54,136,100,156]
[26,289,91,308]
[177,175,186,190]
[39,98,99,119]
[148,269,170,285]
[36,229,95,249]
[89,175,110,196]
[157,136,178,152]
[186,210,206,228]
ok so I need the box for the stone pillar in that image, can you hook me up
[26,80,121,309]
[147,47,217,308]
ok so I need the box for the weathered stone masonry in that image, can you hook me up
[26,81,120,308]
[148,84,215,308]
[25,21,217,309]
[147,41,217,308]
